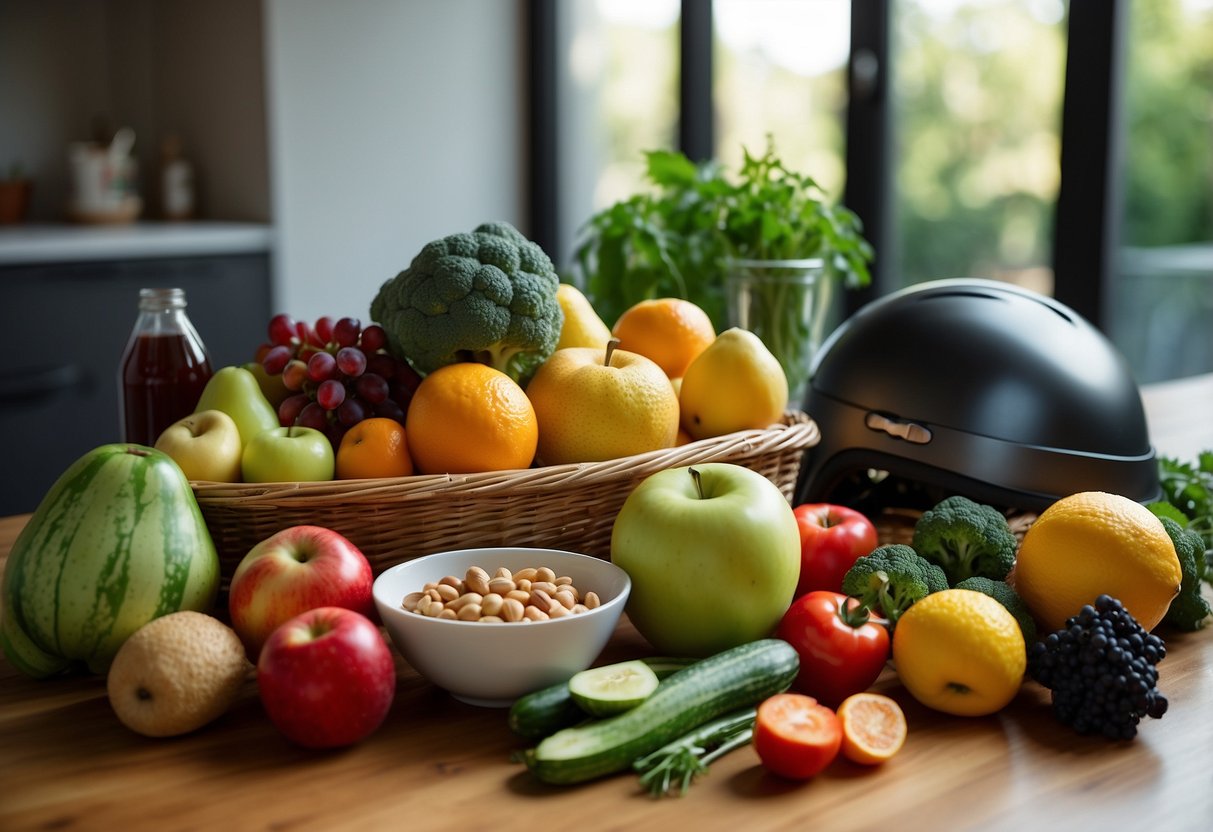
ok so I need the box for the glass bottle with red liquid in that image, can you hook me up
[119,287,213,446]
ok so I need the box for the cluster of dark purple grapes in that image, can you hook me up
[257,313,421,447]
[1027,595,1168,740]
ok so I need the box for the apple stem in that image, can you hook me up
[604,338,620,367]
[688,467,704,499]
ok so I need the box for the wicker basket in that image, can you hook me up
[193,411,819,583]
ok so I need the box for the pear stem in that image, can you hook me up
[604,338,620,366]
[688,466,704,499]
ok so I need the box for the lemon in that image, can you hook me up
[107,611,251,737]
[555,284,612,351]
[678,328,788,439]
[892,589,1026,716]
[1013,491,1181,633]
[526,342,679,464]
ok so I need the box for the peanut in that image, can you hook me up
[402,565,605,624]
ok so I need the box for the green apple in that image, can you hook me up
[243,361,292,408]
[153,409,244,482]
[610,463,800,657]
[242,426,334,483]
[195,366,280,447]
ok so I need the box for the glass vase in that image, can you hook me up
[725,258,830,405]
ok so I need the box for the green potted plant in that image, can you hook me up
[573,138,873,401]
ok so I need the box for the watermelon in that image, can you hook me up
[1,444,219,677]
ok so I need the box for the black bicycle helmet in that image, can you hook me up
[796,278,1160,513]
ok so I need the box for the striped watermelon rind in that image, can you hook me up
[1,444,219,677]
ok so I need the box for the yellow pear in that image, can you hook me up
[555,284,613,351]
[678,328,788,439]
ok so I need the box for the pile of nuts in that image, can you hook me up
[402,566,602,623]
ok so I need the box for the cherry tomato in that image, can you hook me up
[753,693,842,780]
[776,590,891,707]
[792,503,879,596]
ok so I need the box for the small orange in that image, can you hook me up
[335,418,414,480]
[405,362,538,474]
[611,298,716,378]
[836,692,907,765]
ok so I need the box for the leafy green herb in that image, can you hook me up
[1150,451,1213,583]
[573,138,873,332]
[632,706,757,798]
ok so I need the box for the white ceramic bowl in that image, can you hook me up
[372,547,630,707]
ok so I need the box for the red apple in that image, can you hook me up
[257,607,396,748]
[228,525,374,658]
[792,503,879,597]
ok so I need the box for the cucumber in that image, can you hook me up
[508,656,696,740]
[524,639,798,785]
[568,660,660,717]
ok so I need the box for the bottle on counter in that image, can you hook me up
[119,288,213,446]
[160,134,195,221]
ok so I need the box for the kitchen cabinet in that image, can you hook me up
[0,223,273,515]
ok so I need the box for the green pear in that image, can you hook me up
[242,361,292,407]
[195,366,280,446]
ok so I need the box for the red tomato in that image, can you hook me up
[753,693,842,780]
[776,591,890,707]
[792,503,879,596]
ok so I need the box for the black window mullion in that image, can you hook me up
[1052,0,1127,332]
[526,0,559,261]
[844,0,893,315]
[679,0,714,162]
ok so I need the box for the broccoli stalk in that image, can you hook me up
[1160,517,1211,631]
[911,495,1018,585]
[841,544,948,627]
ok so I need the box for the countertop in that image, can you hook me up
[1,375,1211,831]
[0,222,274,265]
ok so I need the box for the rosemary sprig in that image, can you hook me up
[632,707,758,798]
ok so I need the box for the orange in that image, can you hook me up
[405,363,538,474]
[335,418,414,480]
[836,693,907,765]
[611,298,716,378]
[1013,491,1181,633]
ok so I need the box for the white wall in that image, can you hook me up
[263,0,525,323]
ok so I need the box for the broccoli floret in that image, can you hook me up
[841,544,948,627]
[1160,516,1211,631]
[955,576,1038,647]
[370,221,563,384]
[911,495,1018,585]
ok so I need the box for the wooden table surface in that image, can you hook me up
[3,376,1212,831]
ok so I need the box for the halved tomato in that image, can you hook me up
[753,693,842,780]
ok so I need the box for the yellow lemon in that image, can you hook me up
[678,328,788,439]
[892,589,1026,716]
[1013,491,1181,633]
[555,284,613,351]
[525,342,679,465]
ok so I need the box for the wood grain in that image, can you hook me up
[2,378,1212,831]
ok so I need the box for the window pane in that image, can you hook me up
[713,0,851,199]
[556,0,680,267]
[1113,0,1213,383]
[892,0,1067,295]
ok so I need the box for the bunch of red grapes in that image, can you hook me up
[256,314,422,448]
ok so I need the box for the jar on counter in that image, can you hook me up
[118,288,213,446]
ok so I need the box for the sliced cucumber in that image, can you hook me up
[568,660,660,717]
[508,657,696,740]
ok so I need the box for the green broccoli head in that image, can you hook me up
[954,576,1038,647]
[911,495,1018,585]
[841,544,947,627]
[370,221,563,384]
[1160,516,1211,631]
